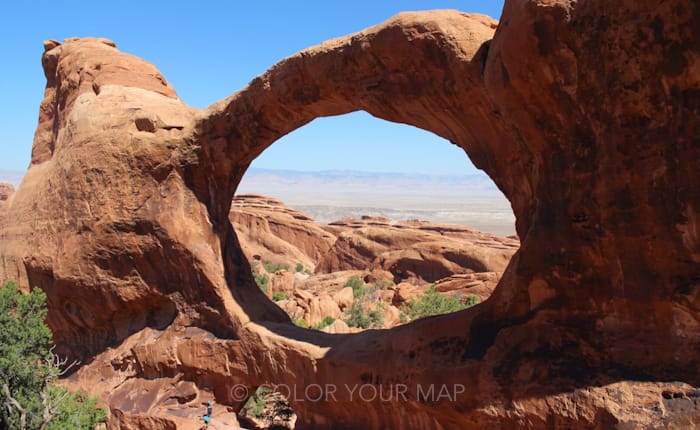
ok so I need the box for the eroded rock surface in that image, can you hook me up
[231,194,518,284]
[230,194,336,272]
[0,183,14,202]
[0,1,698,428]
[318,216,518,282]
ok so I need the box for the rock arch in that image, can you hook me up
[0,1,698,428]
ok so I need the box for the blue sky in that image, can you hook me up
[0,1,503,175]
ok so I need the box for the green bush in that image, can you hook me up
[465,294,480,308]
[295,263,304,273]
[263,261,289,273]
[401,286,476,322]
[368,305,384,328]
[292,319,308,328]
[345,302,368,328]
[254,273,269,293]
[345,302,383,329]
[344,277,365,299]
[244,386,273,419]
[373,280,395,290]
[0,281,107,429]
[272,291,289,301]
[242,386,294,425]
[312,317,336,330]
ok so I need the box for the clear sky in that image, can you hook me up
[0,1,504,175]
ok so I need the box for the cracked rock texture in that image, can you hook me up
[0,1,698,428]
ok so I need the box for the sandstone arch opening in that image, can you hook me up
[229,111,519,334]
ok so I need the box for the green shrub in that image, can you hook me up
[242,386,294,425]
[465,294,480,308]
[254,273,269,293]
[312,316,336,330]
[344,276,365,299]
[295,263,304,273]
[345,302,368,328]
[263,261,289,273]
[373,280,395,290]
[401,286,476,322]
[244,386,274,419]
[292,319,308,328]
[272,291,289,301]
[345,302,383,329]
[368,304,384,328]
[0,281,107,429]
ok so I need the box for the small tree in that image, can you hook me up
[0,281,106,429]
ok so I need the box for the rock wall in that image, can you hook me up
[0,1,698,428]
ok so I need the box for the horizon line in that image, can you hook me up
[1,166,490,180]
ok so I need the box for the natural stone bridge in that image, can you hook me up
[0,0,698,428]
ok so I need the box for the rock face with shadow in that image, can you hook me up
[0,1,698,428]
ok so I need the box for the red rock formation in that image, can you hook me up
[0,1,698,428]
[230,194,336,271]
[434,272,500,302]
[318,216,518,282]
[231,195,517,284]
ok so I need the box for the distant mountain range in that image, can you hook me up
[237,167,502,196]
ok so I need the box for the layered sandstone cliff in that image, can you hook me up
[0,1,698,428]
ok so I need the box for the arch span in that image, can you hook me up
[187,11,532,236]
